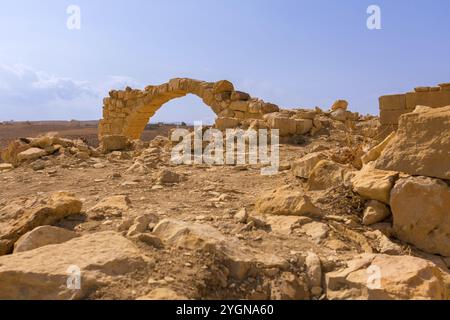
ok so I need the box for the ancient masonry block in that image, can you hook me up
[379,83,450,131]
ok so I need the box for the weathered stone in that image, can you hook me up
[300,222,330,243]
[351,166,398,204]
[270,272,310,300]
[231,91,250,101]
[331,100,348,111]
[364,230,402,255]
[17,148,46,162]
[266,216,312,235]
[157,169,185,184]
[75,151,90,160]
[294,109,316,120]
[255,187,322,217]
[391,176,450,257]
[0,192,82,255]
[14,226,78,253]
[326,254,448,300]
[153,219,288,280]
[294,119,313,135]
[265,115,296,136]
[0,231,146,299]
[305,252,322,287]
[88,195,131,218]
[215,117,240,130]
[213,80,234,94]
[330,109,348,121]
[260,103,279,114]
[1,140,30,165]
[291,152,326,179]
[234,208,248,223]
[361,131,396,165]
[127,214,154,236]
[29,133,59,149]
[100,135,130,153]
[375,105,450,180]
[229,100,248,112]
[362,200,391,226]
[308,160,348,191]
[31,159,46,171]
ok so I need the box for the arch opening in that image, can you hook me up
[98,78,281,142]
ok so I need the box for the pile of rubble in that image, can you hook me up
[0,132,99,170]
[0,100,448,301]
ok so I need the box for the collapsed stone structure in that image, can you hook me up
[1,78,450,300]
[99,78,321,143]
[379,82,450,132]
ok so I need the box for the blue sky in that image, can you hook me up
[1,0,450,123]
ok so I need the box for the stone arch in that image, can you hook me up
[98,78,281,141]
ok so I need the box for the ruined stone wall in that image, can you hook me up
[379,83,450,131]
[99,78,319,142]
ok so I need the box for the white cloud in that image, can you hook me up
[0,64,142,120]
[0,64,98,103]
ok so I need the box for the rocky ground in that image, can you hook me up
[0,104,449,300]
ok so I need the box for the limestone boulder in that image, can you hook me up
[213,80,234,94]
[215,117,240,130]
[361,131,396,165]
[1,140,30,165]
[375,105,450,180]
[292,152,327,179]
[157,169,185,184]
[294,119,313,135]
[305,252,322,288]
[29,133,59,149]
[255,187,322,217]
[153,218,227,250]
[88,195,131,218]
[308,160,349,191]
[153,219,288,280]
[330,109,348,122]
[260,103,280,114]
[326,254,448,300]
[0,231,146,299]
[391,176,450,257]
[331,100,349,111]
[100,135,130,153]
[0,192,83,255]
[17,148,46,162]
[364,230,403,255]
[229,100,249,112]
[266,216,312,235]
[13,226,79,253]
[231,91,250,101]
[299,221,330,243]
[351,166,398,204]
[362,200,391,226]
[265,114,297,136]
